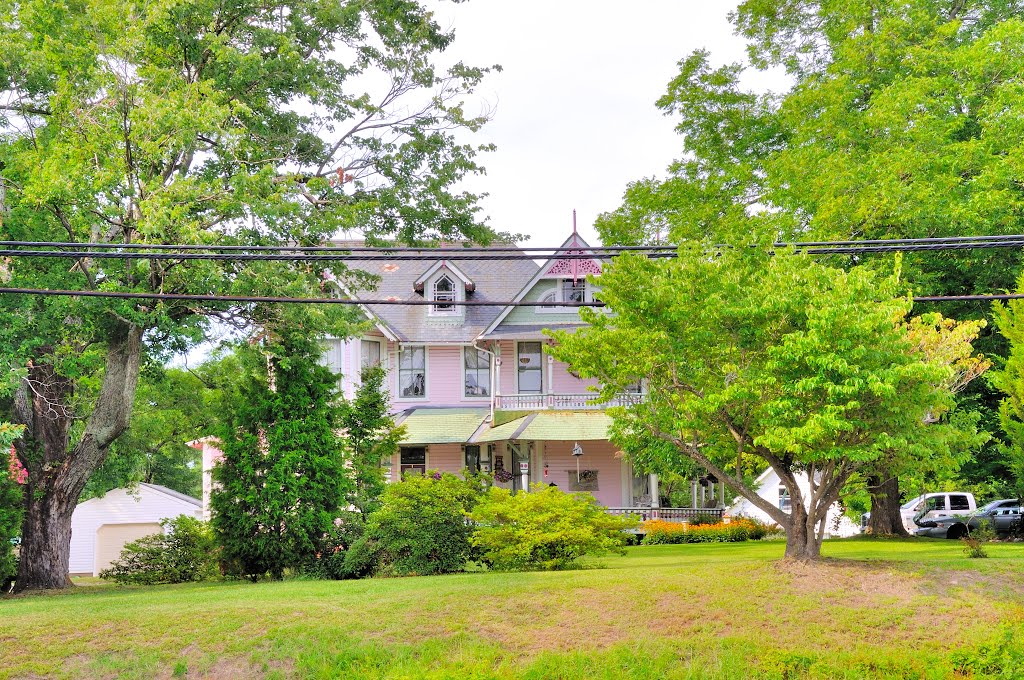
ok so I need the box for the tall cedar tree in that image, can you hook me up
[341,365,405,518]
[212,327,350,581]
[596,0,1014,531]
[0,0,499,591]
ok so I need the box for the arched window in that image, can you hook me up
[432,274,455,313]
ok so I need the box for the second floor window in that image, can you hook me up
[562,279,586,304]
[464,348,491,397]
[517,341,543,394]
[399,346,426,398]
[432,274,456,313]
[361,339,382,370]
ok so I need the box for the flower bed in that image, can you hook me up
[640,518,769,545]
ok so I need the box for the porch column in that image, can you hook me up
[718,480,726,508]
[691,478,699,509]
[649,473,660,508]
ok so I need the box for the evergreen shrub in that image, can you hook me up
[100,516,218,585]
[469,484,637,571]
[364,471,482,576]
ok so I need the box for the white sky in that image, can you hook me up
[429,1,791,247]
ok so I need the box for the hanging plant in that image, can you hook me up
[493,469,514,484]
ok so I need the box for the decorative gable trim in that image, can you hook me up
[330,282,401,341]
[479,233,603,338]
[413,260,476,294]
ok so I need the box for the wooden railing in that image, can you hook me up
[605,507,725,523]
[495,392,643,411]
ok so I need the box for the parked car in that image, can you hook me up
[861,492,977,533]
[915,499,1023,539]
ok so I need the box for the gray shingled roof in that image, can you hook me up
[139,483,201,507]
[346,247,540,342]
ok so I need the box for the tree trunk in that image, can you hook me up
[12,325,143,592]
[783,502,822,561]
[867,474,910,537]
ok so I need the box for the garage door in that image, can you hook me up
[94,522,163,576]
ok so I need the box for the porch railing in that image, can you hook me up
[605,507,725,524]
[495,392,643,411]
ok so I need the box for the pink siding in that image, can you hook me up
[387,443,465,481]
[388,343,493,409]
[541,440,626,507]
[550,358,597,394]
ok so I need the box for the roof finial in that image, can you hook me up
[572,209,577,234]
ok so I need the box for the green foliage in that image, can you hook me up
[1,424,25,587]
[364,472,482,577]
[469,484,635,571]
[301,512,367,581]
[0,0,500,588]
[212,326,350,581]
[99,516,218,585]
[340,366,405,518]
[82,361,236,501]
[550,246,959,558]
[991,295,1024,497]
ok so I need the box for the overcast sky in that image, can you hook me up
[428,1,790,247]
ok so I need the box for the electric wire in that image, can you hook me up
[0,287,1020,305]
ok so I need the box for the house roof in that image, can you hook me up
[481,233,605,338]
[344,244,539,343]
[139,483,202,508]
[413,260,476,293]
[395,407,490,445]
[473,411,614,442]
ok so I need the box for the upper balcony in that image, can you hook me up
[494,392,643,411]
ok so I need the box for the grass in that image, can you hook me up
[2,538,1024,678]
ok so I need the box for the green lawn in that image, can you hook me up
[2,538,1024,679]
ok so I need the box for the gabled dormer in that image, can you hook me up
[414,260,475,323]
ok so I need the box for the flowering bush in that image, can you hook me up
[7,446,26,485]
[2,430,25,588]
[640,518,769,545]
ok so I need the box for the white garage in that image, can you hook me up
[69,483,202,577]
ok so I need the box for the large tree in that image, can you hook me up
[0,0,498,591]
[550,245,963,560]
[341,365,404,518]
[596,0,1023,528]
[212,318,349,581]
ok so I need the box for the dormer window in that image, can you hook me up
[432,274,456,314]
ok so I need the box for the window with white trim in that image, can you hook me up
[360,339,382,370]
[432,274,456,314]
[399,346,426,398]
[517,341,543,394]
[562,278,586,304]
[778,486,792,512]
[400,447,426,477]
[464,348,491,397]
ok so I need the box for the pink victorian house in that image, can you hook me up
[198,232,721,521]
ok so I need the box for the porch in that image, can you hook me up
[494,392,642,411]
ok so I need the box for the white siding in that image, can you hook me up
[729,469,860,538]
[69,485,202,576]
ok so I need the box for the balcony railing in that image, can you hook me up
[605,507,725,523]
[494,392,643,411]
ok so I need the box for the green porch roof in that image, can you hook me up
[473,411,614,442]
[396,408,490,445]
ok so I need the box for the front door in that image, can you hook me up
[509,441,525,493]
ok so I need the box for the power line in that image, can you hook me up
[1,235,1024,261]
[4,239,1024,262]
[0,287,1019,305]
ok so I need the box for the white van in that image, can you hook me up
[900,492,977,533]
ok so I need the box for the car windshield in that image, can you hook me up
[901,496,925,511]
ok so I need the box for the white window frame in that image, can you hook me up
[515,341,544,395]
[536,278,591,313]
[462,347,492,399]
[397,345,428,400]
[430,273,458,315]
[778,486,792,513]
[360,338,384,372]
